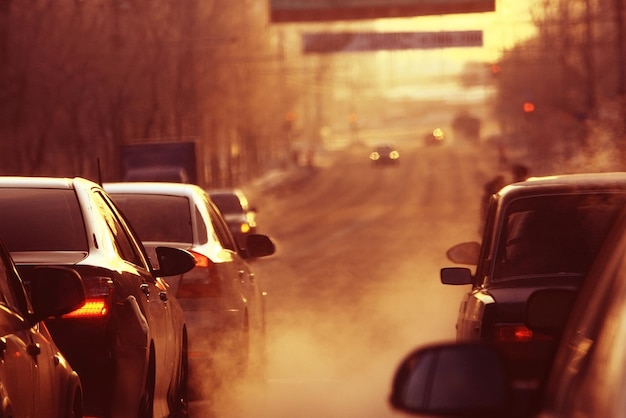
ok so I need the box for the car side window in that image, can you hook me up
[0,252,22,313]
[92,191,146,269]
[194,204,208,244]
[206,199,238,251]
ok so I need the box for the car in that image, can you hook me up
[0,176,195,418]
[0,238,85,418]
[442,172,626,346]
[369,144,399,165]
[104,182,276,384]
[208,188,258,247]
[424,127,445,146]
[389,201,626,417]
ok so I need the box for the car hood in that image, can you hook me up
[10,251,89,265]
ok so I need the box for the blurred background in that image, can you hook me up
[2,0,623,185]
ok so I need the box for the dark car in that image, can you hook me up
[0,176,195,418]
[369,144,399,165]
[104,182,275,384]
[0,239,85,418]
[442,172,626,345]
[390,202,626,418]
[208,188,258,247]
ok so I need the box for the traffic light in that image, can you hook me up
[523,101,535,113]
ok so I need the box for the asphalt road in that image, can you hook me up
[189,139,503,417]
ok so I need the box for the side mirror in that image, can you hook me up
[243,234,275,259]
[29,266,86,320]
[441,267,473,285]
[446,241,481,265]
[390,343,510,416]
[153,246,196,277]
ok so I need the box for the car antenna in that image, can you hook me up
[97,157,103,186]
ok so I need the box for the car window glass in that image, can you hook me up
[206,197,237,251]
[0,253,16,310]
[544,211,626,414]
[93,191,145,267]
[0,189,88,251]
[111,194,194,244]
[493,193,625,280]
[195,204,208,244]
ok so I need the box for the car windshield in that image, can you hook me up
[0,189,88,251]
[493,193,626,280]
[112,194,194,243]
[210,194,244,214]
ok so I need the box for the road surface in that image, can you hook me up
[189,139,503,417]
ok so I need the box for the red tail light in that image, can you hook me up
[495,324,534,342]
[63,277,114,319]
[176,251,221,298]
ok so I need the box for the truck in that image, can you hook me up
[119,139,204,186]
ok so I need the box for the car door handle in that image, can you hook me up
[140,283,150,297]
[159,291,168,302]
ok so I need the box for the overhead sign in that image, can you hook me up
[270,0,495,22]
[303,31,483,53]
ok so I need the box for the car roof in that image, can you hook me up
[498,172,626,201]
[0,176,98,190]
[104,181,206,197]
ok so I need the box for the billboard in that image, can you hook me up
[270,0,495,23]
[302,30,483,53]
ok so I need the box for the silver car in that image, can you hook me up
[105,182,275,385]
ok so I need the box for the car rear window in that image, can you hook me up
[494,192,626,279]
[0,189,88,251]
[111,194,193,243]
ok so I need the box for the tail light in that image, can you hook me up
[239,223,251,234]
[63,277,114,319]
[495,324,534,342]
[176,251,221,298]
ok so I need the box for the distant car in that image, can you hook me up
[390,202,626,418]
[208,188,258,246]
[0,238,85,418]
[369,145,399,165]
[0,176,195,418]
[105,182,276,382]
[123,166,190,183]
[424,127,445,146]
[442,173,626,346]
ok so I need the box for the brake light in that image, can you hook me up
[176,251,221,298]
[64,299,109,318]
[63,276,114,319]
[495,324,534,342]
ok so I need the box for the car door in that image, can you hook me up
[0,249,48,418]
[91,189,180,411]
[206,198,262,328]
[455,197,500,340]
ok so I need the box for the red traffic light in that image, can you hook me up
[523,102,535,113]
